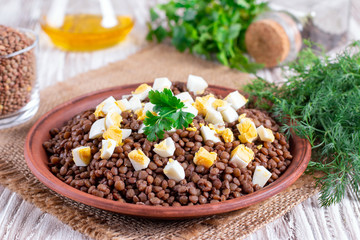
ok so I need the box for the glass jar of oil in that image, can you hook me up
[41,0,135,51]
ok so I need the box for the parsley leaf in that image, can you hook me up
[143,89,195,141]
[147,0,267,73]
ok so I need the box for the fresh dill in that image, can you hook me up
[244,41,360,207]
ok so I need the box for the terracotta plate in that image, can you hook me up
[24,84,311,219]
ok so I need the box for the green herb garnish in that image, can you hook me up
[244,41,360,207]
[147,0,267,73]
[143,89,195,141]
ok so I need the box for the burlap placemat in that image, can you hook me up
[0,44,319,240]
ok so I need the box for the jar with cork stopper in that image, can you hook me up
[245,0,350,68]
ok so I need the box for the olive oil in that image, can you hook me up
[41,14,134,51]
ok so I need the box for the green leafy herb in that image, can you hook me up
[244,41,360,206]
[143,89,194,141]
[147,0,267,73]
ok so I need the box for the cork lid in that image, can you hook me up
[245,19,290,68]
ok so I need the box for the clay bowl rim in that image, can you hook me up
[24,83,311,220]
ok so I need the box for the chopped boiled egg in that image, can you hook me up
[187,74,208,95]
[135,108,146,121]
[183,101,198,116]
[186,127,197,132]
[94,96,117,117]
[72,146,91,166]
[89,118,106,139]
[153,137,176,157]
[230,144,254,168]
[221,128,234,143]
[138,123,145,134]
[153,77,172,91]
[163,158,185,182]
[103,125,123,146]
[143,102,155,113]
[257,125,275,142]
[238,113,247,122]
[167,127,176,133]
[94,102,105,118]
[101,96,118,115]
[105,108,122,129]
[221,105,239,123]
[205,108,224,124]
[176,91,194,104]
[100,139,117,159]
[237,118,258,143]
[192,94,215,116]
[128,149,150,171]
[200,125,221,143]
[193,147,217,168]
[128,96,142,111]
[115,99,131,111]
[212,99,227,110]
[121,128,132,139]
[252,166,272,187]
[132,83,152,101]
[224,91,247,110]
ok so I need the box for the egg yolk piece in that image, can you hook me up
[237,118,258,143]
[193,147,217,168]
[103,125,123,146]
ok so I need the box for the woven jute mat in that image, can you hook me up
[0,44,319,240]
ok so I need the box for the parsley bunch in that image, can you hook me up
[143,89,195,141]
[147,0,267,73]
[244,41,360,206]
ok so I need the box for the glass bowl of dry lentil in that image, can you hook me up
[25,81,311,219]
[0,26,39,129]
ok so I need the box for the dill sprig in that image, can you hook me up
[244,41,360,207]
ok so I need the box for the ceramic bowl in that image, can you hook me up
[24,84,311,219]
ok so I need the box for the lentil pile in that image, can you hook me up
[44,82,293,206]
[0,25,36,116]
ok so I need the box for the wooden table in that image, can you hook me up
[1,0,359,239]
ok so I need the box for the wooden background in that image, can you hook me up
[1,0,360,239]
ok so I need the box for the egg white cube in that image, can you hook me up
[168,127,176,133]
[89,118,106,139]
[100,139,117,159]
[128,149,150,171]
[116,99,131,111]
[163,159,185,182]
[121,94,132,99]
[200,125,221,143]
[230,153,250,168]
[105,108,122,129]
[143,102,155,113]
[132,85,152,101]
[138,123,145,134]
[252,165,272,187]
[153,137,176,157]
[176,92,194,104]
[183,102,198,116]
[230,145,254,168]
[121,129,132,139]
[213,122,226,131]
[128,96,142,111]
[224,91,247,110]
[100,96,117,115]
[205,108,224,124]
[216,102,230,112]
[221,106,239,123]
[153,77,172,91]
[187,74,208,95]
[257,125,275,142]
[72,146,91,167]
